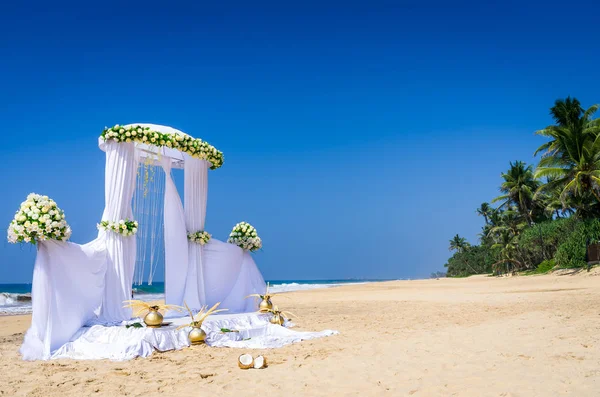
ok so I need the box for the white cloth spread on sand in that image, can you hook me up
[51,313,338,361]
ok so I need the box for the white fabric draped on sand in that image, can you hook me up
[20,142,138,359]
[203,239,266,313]
[50,313,338,361]
[161,157,189,307]
[20,240,106,360]
[98,142,138,323]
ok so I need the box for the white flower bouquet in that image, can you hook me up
[98,219,139,237]
[188,230,211,245]
[7,193,72,244]
[227,222,262,252]
[100,125,224,170]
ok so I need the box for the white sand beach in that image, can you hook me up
[1,270,599,396]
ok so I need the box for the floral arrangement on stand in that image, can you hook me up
[100,124,224,170]
[7,193,72,244]
[227,222,262,252]
[98,219,139,237]
[187,230,211,245]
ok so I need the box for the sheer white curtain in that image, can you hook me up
[20,239,106,360]
[161,157,189,307]
[203,239,266,313]
[97,142,138,323]
[182,155,208,309]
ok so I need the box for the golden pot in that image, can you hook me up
[188,325,206,345]
[269,313,285,326]
[259,298,273,312]
[144,308,163,328]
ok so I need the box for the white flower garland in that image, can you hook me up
[227,222,262,252]
[7,193,72,244]
[100,125,224,170]
[98,219,139,237]
[187,230,211,245]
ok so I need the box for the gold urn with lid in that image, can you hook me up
[269,312,285,326]
[144,306,164,328]
[259,297,273,312]
[188,323,207,345]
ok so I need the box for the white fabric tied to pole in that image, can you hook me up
[203,239,266,313]
[20,239,106,360]
[182,155,208,309]
[161,157,189,307]
[98,142,137,323]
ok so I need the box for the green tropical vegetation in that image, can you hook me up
[444,97,600,277]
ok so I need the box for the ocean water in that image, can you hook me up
[0,279,382,315]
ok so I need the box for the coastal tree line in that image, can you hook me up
[443,97,600,277]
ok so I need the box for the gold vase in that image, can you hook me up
[269,313,284,326]
[259,298,273,312]
[188,325,206,345]
[144,308,163,328]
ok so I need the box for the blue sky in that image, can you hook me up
[1,1,599,283]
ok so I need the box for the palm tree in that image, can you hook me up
[476,202,493,224]
[535,177,574,218]
[492,161,540,224]
[549,96,584,126]
[534,98,600,211]
[490,229,523,275]
[485,207,528,275]
[449,234,470,253]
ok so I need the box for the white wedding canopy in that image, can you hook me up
[20,123,266,360]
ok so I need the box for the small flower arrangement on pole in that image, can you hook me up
[7,193,72,244]
[227,222,262,252]
[187,230,211,245]
[98,219,138,237]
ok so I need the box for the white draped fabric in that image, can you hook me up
[20,240,106,360]
[161,157,189,307]
[203,239,267,313]
[50,313,338,361]
[182,155,209,309]
[98,142,138,323]
[19,124,286,361]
